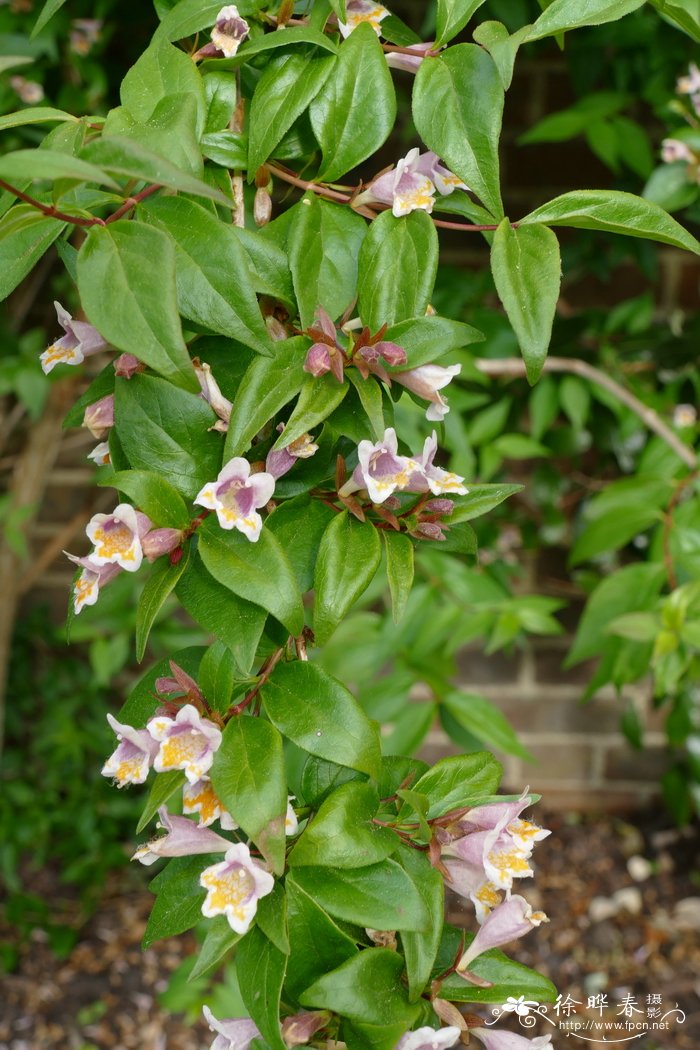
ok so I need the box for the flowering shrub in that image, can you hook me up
[2,0,700,1044]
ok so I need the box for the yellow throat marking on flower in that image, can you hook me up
[160,731,203,770]
[184,782,221,824]
[202,865,255,920]
[489,848,532,876]
[114,755,143,784]
[74,576,97,608]
[93,522,135,559]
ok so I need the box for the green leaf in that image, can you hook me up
[290,782,398,868]
[198,517,304,636]
[113,375,221,498]
[449,483,523,523]
[570,504,662,565]
[143,855,210,947]
[141,196,270,352]
[0,205,65,303]
[285,878,358,1003]
[314,512,382,645]
[443,691,532,759]
[105,470,191,528]
[357,211,439,330]
[436,0,488,44]
[234,226,295,305]
[199,641,239,714]
[136,549,189,661]
[520,190,700,255]
[120,36,205,137]
[157,0,257,40]
[288,196,367,329]
[176,553,266,674]
[606,611,660,642]
[527,0,645,40]
[80,136,230,205]
[211,716,288,874]
[266,496,336,592]
[248,52,335,175]
[346,371,385,440]
[310,24,396,183]
[383,532,414,624]
[383,316,484,371]
[649,0,700,41]
[491,220,561,383]
[256,883,290,956]
[119,646,205,726]
[271,375,349,450]
[0,107,78,132]
[190,916,240,980]
[224,24,339,65]
[31,0,68,36]
[78,222,196,389]
[0,149,117,191]
[203,71,237,134]
[396,845,444,1001]
[410,753,502,818]
[237,927,287,1050]
[472,21,531,90]
[413,44,504,219]
[290,861,430,932]
[224,338,308,458]
[299,756,366,808]
[136,770,186,834]
[438,939,557,1003]
[262,661,381,778]
[300,948,419,1027]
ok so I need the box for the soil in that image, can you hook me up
[1,807,698,1050]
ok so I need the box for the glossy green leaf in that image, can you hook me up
[248,52,335,175]
[443,691,532,759]
[527,0,645,40]
[290,782,397,868]
[141,196,271,353]
[357,210,439,330]
[113,375,221,498]
[346,371,385,440]
[410,752,502,818]
[104,470,191,529]
[300,948,419,1027]
[31,0,68,36]
[136,770,185,834]
[383,316,484,371]
[288,196,368,329]
[310,24,396,183]
[436,0,488,43]
[271,375,349,451]
[0,205,65,303]
[285,878,358,1002]
[472,21,531,90]
[290,861,430,931]
[136,549,189,661]
[266,496,336,592]
[449,483,523,524]
[119,646,205,725]
[262,661,381,778]
[198,517,304,637]
[256,883,290,956]
[224,337,308,458]
[314,512,382,645]
[219,25,339,66]
[78,223,196,389]
[202,70,237,134]
[438,939,557,1003]
[520,190,700,255]
[237,927,287,1050]
[211,716,288,873]
[143,855,211,947]
[413,44,504,219]
[491,219,561,383]
[383,532,414,624]
[299,755,366,808]
[649,0,700,41]
[120,36,206,137]
[157,0,257,40]
[190,917,240,980]
[234,226,294,305]
[0,149,116,190]
[396,845,444,1001]
[0,107,78,132]
[199,641,239,714]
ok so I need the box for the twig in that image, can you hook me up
[474,356,698,470]
[662,470,699,590]
[267,163,350,203]
[227,646,285,716]
[0,178,106,227]
[105,183,163,224]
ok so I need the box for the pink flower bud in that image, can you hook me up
[411,522,446,541]
[281,1012,330,1048]
[83,394,115,439]
[141,528,183,562]
[373,340,407,366]
[424,498,454,516]
[254,187,272,226]
[114,353,144,378]
[304,342,333,377]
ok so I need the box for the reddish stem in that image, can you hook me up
[227,647,285,717]
[105,183,163,224]
[0,178,106,227]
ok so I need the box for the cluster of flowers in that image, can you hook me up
[103,676,297,935]
[304,307,462,422]
[661,63,700,183]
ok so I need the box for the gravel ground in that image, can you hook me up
[1,807,698,1050]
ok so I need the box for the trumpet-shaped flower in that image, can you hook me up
[338,0,391,38]
[385,41,434,74]
[87,441,111,467]
[354,149,467,217]
[85,503,150,572]
[183,778,238,829]
[148,703,223,784]
[303,306,346,383]
[285,796,299,836]
[39,301,108,374]
[393,363,461,421]
[203,1006,261,1050]
[457,895,548,973]
[195,458,275,542]
[65,552,121,614]
[471,1030,552,1050]
[410,432,468,496]
[132,806,231,865]
[266,427,319,480]
[194,359,233,432]
[395,1026,461,1050]
[102,713,158,787]
[83,394,115,439]
[339,427,420,504]
[141,527,183,562]
[200,842,274,933]
[211,5,249,57]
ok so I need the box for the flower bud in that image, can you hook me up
[83,394,115,439]
[373,340,407,366]
[281,1012,329,1048]
[265,315,288,342]
[114,352,144,378]
[411,521,446,541]
[254,187,272,226]
[303,342,333,377]
[141,528,184,562]
[424,498,454,516]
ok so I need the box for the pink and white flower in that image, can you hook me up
[266,426,319,480]
[102,713,158,787]
[661,138,695,165]
[83,394,115,439]
[393,363,461,421]
[338,0,391,38]
[210,5,250,57]
[395,1026,461,1050]
[195,459,275,542]
[39,301,108,374]
[339,427,420,504]
[87,441,111,467]
[65,552,121,614]
[85,502,150,572]
[148,703,223,784]
[303,306,346,383]
[114,352,144,378]
[203,1006,261,1050]
[132,806,231,865]
[354,149,467,217]
[471,1030,552,1050]
[183,778,238,830]
[410,432,468,496]
[200,841,275,933]
[195,359,233,433]
[285,796,299,836]
[385,41,434,74]
[141,527,183,562]
[457,895,548,974]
